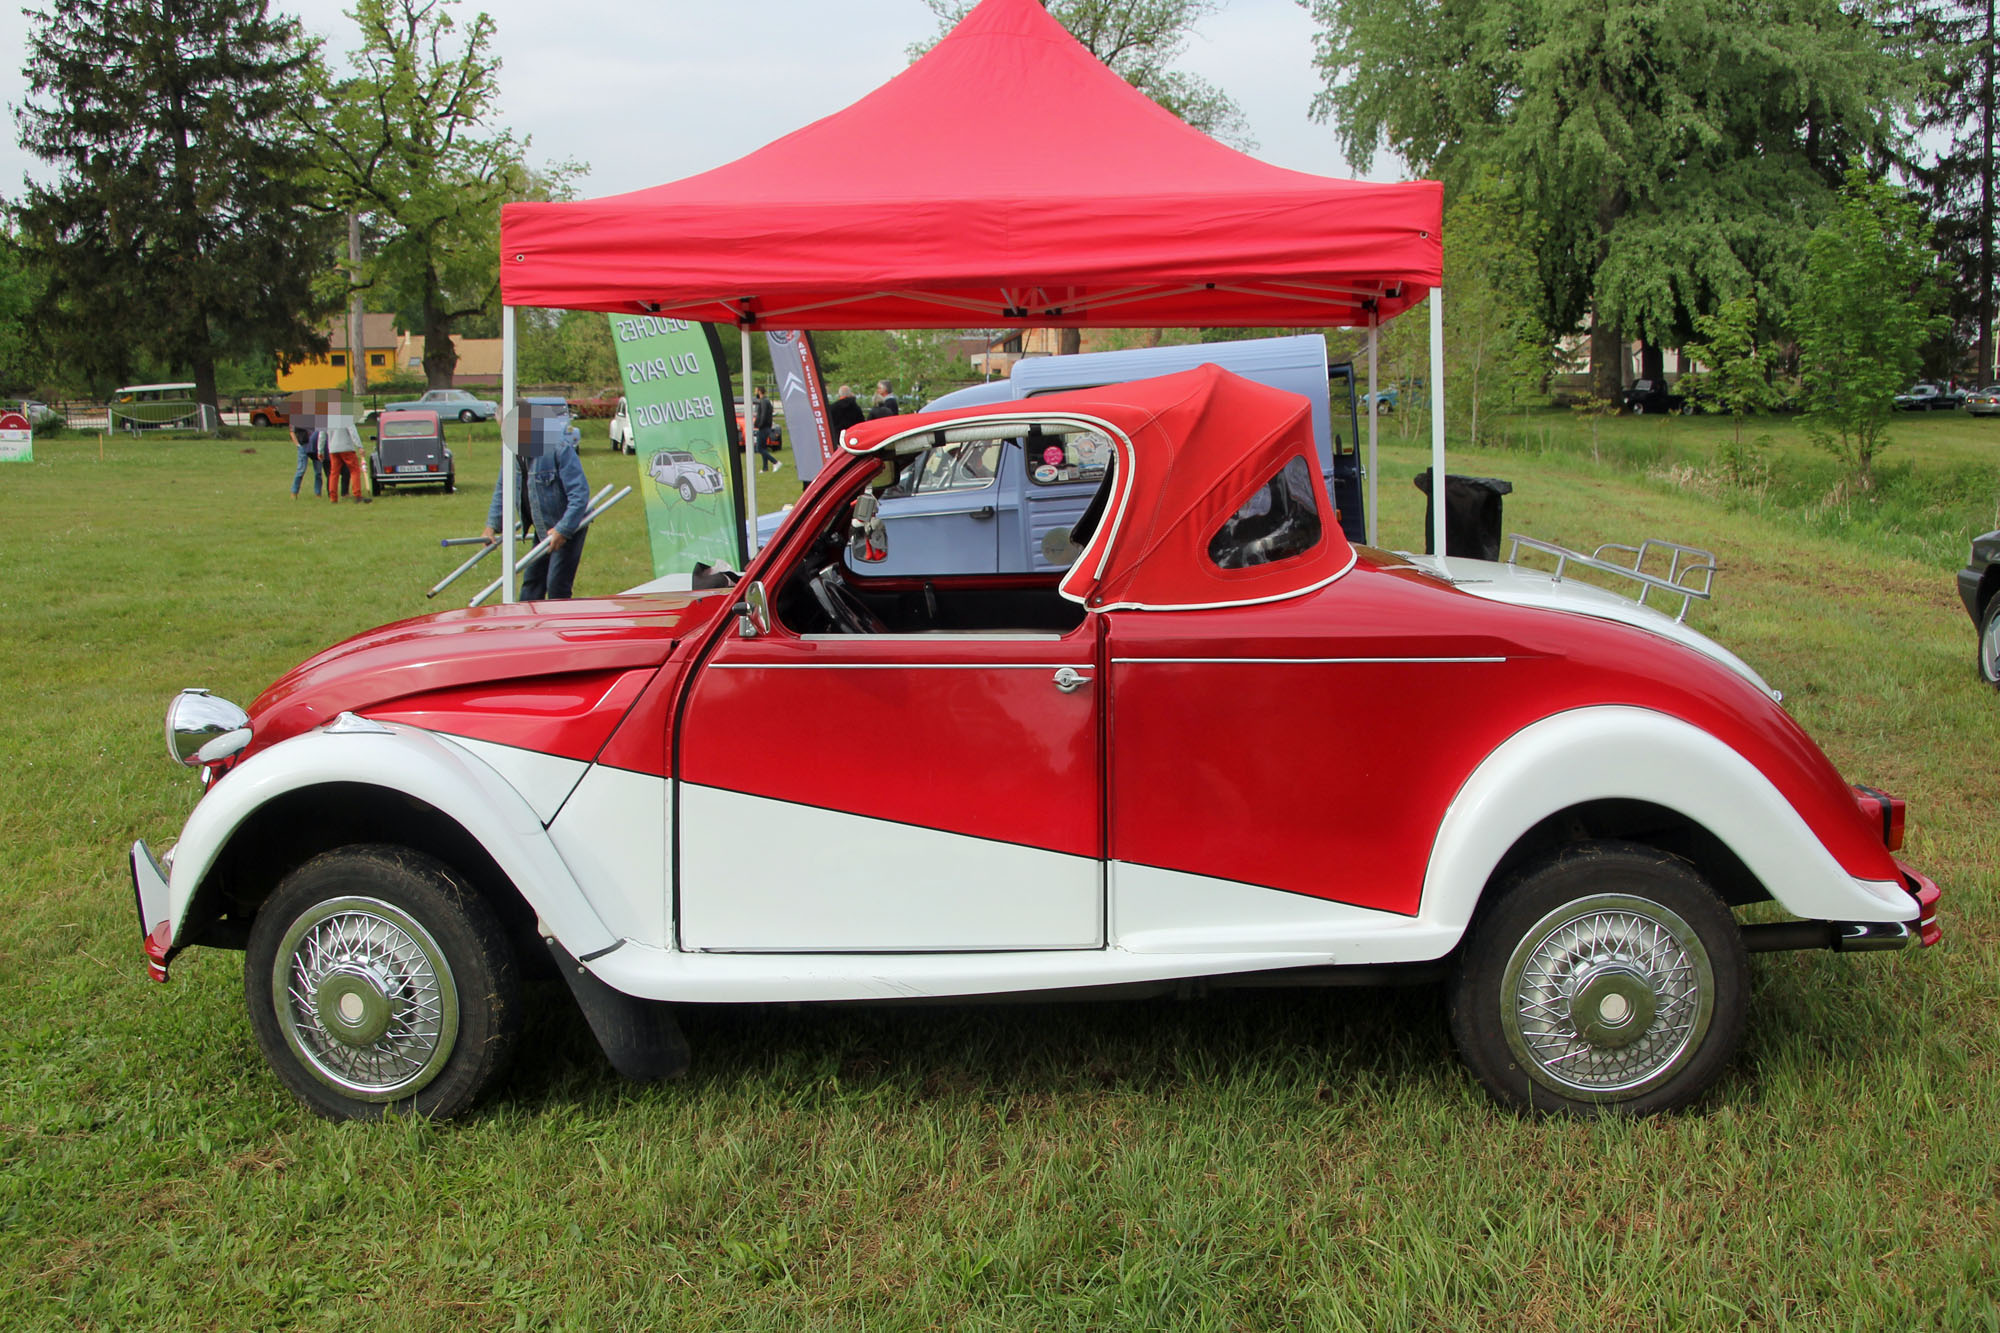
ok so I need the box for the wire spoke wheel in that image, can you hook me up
[1499,894,1713,1100]
[246,845,518,1121]
[272,896,459,1101]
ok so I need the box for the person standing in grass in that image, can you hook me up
[289,424,322,498]
[483,403,591,599]
[752,385,780,472]
[868,380,900,420]
[324,408,367,504]
[827,384,865,438]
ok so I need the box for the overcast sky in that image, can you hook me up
[0,0,1396,201]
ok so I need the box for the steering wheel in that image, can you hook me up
[808,563,887,634]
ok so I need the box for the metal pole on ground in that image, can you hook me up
[1366,312,1379,548]
[1429,289,1447,559]
[501,305,518,603]
[742,325,759,555]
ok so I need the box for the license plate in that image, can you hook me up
[394,464,429,474]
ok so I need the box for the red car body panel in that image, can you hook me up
[243,595,725,761]
[1105,551,1901,916]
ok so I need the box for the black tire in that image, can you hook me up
[444,467,456,495]
[1448,841,1747,1118]
[245,845,520,1121]
[251,412,271,428]
[1632,402,1647,415]
[1978,595,2000,688]
[459,409,478,423]
[369,469,383,497]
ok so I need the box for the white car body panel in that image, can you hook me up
[545,766,670,948]
[678,784,1103,952]
[437,734,586,824]
[1417,706,1917,932]
[1411,554,1778,698]
[166,723,618,957]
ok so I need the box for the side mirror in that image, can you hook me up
[848,492,888,563]
[733,581,771,638]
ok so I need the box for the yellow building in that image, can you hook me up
[278,314,405,392]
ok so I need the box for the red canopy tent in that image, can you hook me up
[499,0,1440,328]
[491,0,1450,595]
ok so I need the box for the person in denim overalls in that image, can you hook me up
[483,407,589,599]
[289,424,323,497]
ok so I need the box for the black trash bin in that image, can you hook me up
[1414,470,1514,561]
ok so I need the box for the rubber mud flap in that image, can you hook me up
[545,938,691,1082]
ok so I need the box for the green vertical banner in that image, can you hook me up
[611,315,747,578]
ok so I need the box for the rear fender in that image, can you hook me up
[1419,706,1917,938]
[166,722,616,957]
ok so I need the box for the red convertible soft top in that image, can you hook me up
[842,365,1355,612]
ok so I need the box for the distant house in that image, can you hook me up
[388,335,504,387]
[278,313,405,392]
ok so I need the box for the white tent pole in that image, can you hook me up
[742,324,759,555]
[501,304,518,603]
[1429,288,1447,559]
[1366,312,1379,547]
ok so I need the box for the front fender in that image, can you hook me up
[1418,706,1918,937]
[165,722,617,957]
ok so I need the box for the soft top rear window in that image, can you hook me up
[381,420,435,439]
[1207,456,1322,570]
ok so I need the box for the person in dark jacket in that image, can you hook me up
[751,386,780,472]
[868,380,900,420]
[826,384,866,438]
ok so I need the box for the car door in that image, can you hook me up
[675,609,1105,953]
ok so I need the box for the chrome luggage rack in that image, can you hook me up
[1504,534,1718,622]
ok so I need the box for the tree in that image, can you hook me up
[516,309,617,389]
[1307,0,1916,402]
[300,0,572,388]
[1910,0,1996,383]
[1685,295,1778,447]
[1441,176,1547,448]
[1796,174,1946,489]
[13,0,337,416]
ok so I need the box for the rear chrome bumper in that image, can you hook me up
[1740,860,1940,955]
[129,840,173,982]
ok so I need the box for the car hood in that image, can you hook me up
[244,593,729,750]
[1406,554,1779,698]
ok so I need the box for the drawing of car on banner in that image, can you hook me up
[649,448,725,502]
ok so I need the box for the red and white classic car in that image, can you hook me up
[132,367,1939,1120]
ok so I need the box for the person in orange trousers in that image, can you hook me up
[324,412,368,503]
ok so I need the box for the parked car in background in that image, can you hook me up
[609,396,633,453]
[1894,383,1958,411]
[1962,386,2000,417]
[19,399,61,430]
[368,410,453,494]
[132,366,1940,1124]
[382,388,499,423]
[1363,385,1400,412]
[241,396,290,428]
[1623,379,1689,414]
[1956,529,2000,685]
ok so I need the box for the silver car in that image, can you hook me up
[648,448,725,501]
[1964,386,2000,417]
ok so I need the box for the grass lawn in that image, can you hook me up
[1,411,1995,1331]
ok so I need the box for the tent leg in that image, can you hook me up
[1429,288,1446,560]
[1366,314,1379,548]
[501,304,518,604]
[742,325,759,555]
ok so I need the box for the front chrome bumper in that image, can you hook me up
[129,840,173,982]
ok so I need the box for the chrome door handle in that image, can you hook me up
[1052,666,1091,693]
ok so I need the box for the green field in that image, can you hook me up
[1,410,1995,1330]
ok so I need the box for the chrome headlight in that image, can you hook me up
[165,688,250,767]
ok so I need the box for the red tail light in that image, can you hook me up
[1851,784,1904,852]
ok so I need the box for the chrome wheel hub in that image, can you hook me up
[272,897,458,1102]
[1981,613,2000,682]
[1500,894,1713,1100]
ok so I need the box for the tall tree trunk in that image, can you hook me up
[421,261,458,389]
[1591,184,1627,405]
[1058,328,1081,356]
[1640,341,1665,383]
[190,311,218,428]
[1981,0,1995,384]
[348,211,368,396]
